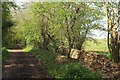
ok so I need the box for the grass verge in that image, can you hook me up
[1,47,9,63]
[24,47,102,79]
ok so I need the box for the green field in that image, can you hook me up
[84,38,108,51]
[84,38,110,58]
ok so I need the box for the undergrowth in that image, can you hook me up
[24,47,102,79]
[1,47,9,63]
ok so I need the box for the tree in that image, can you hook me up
[31,2,57,49]
[53,2,104,57]
[2,2,16,48]
[11,2,104,55]
[103,1,119,63]
[2,2,16,29]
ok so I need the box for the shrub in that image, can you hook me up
[1,47,9,62]
[55,63,101,79]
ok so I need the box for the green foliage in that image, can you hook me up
[1,47,9,62]
[2,26,25,49]
[12,2,105,50]
[2,2,18,48]
[52,2,105,50]
[55,63,101,79]
[2,2,16,29]
[24,47,101,79]
[12,5,42,48]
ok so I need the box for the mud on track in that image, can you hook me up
[2,50,52,79]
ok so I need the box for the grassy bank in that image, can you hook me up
[1,47,9,63]
[24,47,101,79]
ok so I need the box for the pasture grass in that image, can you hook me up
[84,38,108,51]
[84,38,110,58]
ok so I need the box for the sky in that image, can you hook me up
[13,0,108,39]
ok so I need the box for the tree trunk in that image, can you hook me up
[65,15,73,58]
[111,42,119,63]
[104,1,119,63]
[67,29,72,58]
[110,29,119,63]
[68,43,72,58]
[76,26,89,50]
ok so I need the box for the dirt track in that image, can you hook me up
[2,50,51,79]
